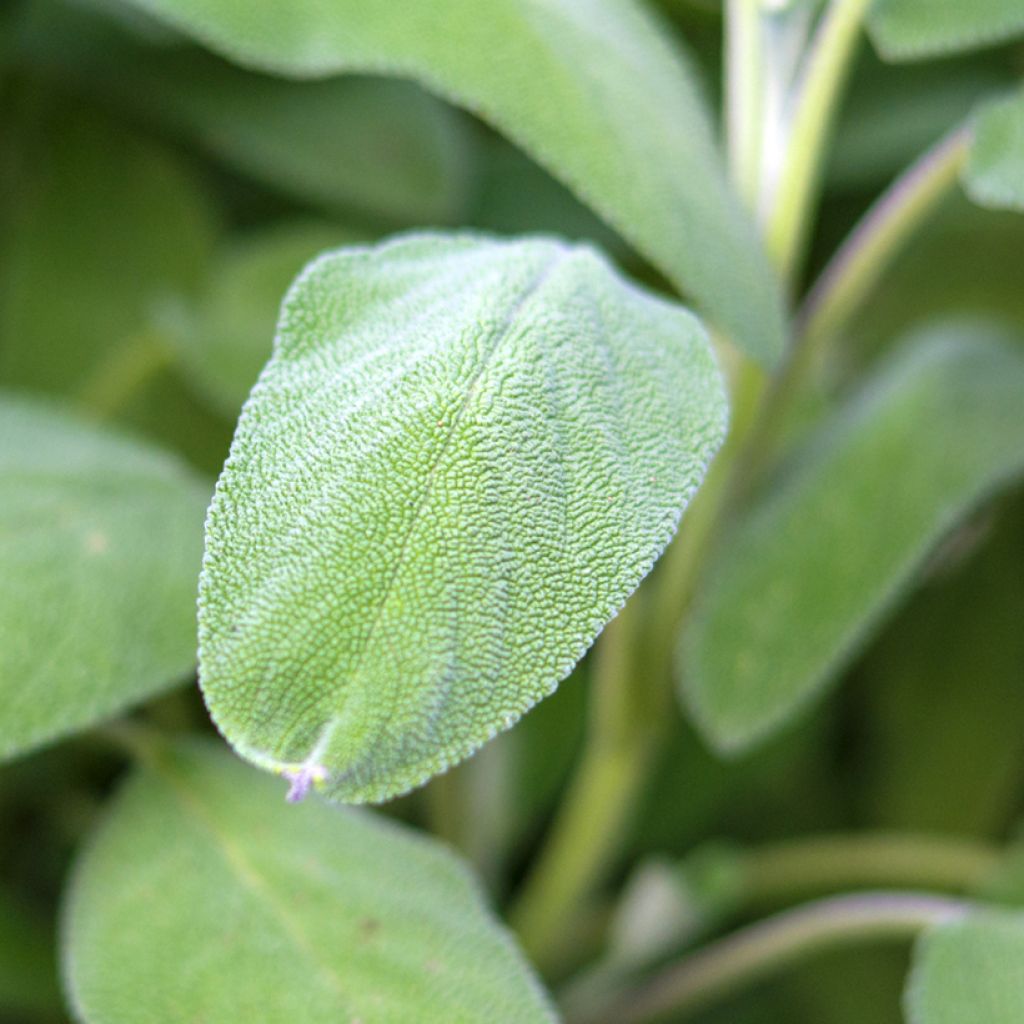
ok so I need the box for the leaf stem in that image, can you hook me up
[76,328,172,421]
[796,126,971,357]
[765,0,871,284]
[509,601,656,969]
[733,127,971,490]
[725,0,765,210]
[743,831,1000,906]
[568,891,968,1024]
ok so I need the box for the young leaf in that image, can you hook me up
[170,222,365,416]
[112,0,785,363]
[0,395,210,760]
[870,0,1024,60]
[63,739,556,1024]
[199,233,727,803]
[906,910,1024,1024]
[680,324,1024,753]
[964,89,1024,213]
[20,0,473,225]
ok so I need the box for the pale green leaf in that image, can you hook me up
[964,89,1024,212]
[63,739,555,1024]
[170,222,365,416]
[20,0,473,225]
[680,324,1024,752]
[906,910,1024,1024]
[200,233,727,803]
[870,0,1024,59]
[114,0,785,363]
[0,395,210,760]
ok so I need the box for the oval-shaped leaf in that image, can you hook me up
[906,910,1024,1024]
[20,0,473,225]
[63,739,555,1024]
[870,0,1024,60]
[680,324,1024,753]
[0,395,210,760]
[113,0,785,363]
[200,233,727,802]
[964,89,1024,213]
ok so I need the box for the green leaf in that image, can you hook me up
[0,394,210,760]
[200,233,727,803]
[680,324,1024,753]
[170,222,365,416]
[906,910,1024,1024]
[870,0,1024,59]
[113,0,785,363]
[63,739,555,1024]
[20,0,473,225]
[964,89,1024,213]
[0,887,59,1016]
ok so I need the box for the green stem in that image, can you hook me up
[725,0,765,210]
[510,601,655,969]
[743,831,1000,907]
[766,0,871,284]
[733,127,970,491]
[569,891,968,1024]
[796,126,970,356]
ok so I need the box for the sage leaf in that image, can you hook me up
[680,324,1024,753]
[113,0,785,363]
[906,911,1024,1024]
[0,395,210,760]
[870,0,1024,59]
[63,739,556,1024]
[964,89,1024,213]
[199,233,727,803]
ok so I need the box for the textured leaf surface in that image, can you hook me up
[0,395,210,760]
[63,739,555,1024]
[906,911,1024,1024]
[115,0,784,363]
[964,89,1024,212]
[680,325,1024,752]
[20,0,472,224]
[170,222,363,415]
[200,233,727,802]
[870,0,1024,59]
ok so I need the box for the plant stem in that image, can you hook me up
[509,602,656,969]
[725,0,765,210]
[743,831,1000,907]
[766,0,871,284]
[733,127,970,490]
[569,891,968,1024]
[796,126,970,357]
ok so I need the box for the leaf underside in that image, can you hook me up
[63,740,555,1024]
[680,324,1024,753]
[114,0,785,363]
[199,233,727,803]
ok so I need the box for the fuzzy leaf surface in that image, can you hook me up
[199,233,727,802]
[964,89,1024,212]
[870,0,1024,59]
[113,0,784,363]
[906,911,1024,1024]
[0,396,210,760]
[63,740,555,1024]
[680,325,1024,752]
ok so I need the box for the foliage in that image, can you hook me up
[2,0,1024,1022]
